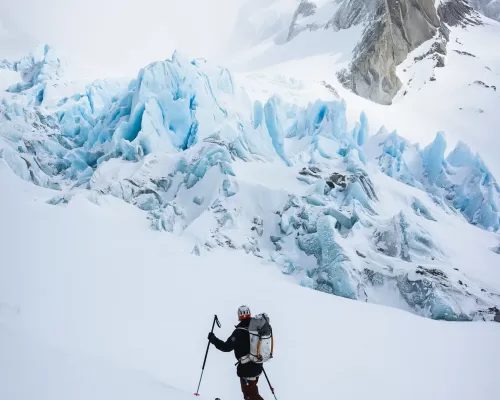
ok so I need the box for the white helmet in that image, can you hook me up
[237,305,251,320]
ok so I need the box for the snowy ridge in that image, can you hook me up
[1,48,500,321]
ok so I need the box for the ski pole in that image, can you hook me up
[263,367,278,400]
[194,314,221,396]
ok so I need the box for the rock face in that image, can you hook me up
[287,1,318,41]
[287,0,373,40]
[438,0,482,26]
[285,0,481,104]
[337,0,442,104]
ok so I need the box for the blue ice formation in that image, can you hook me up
[445,142,500,230]
[396,268,471,321]
[223,177,239,197]
[3,45,63,102]
[264,96,291,165]
[371,131,500,231]
[2,48,499,322]
[373,211,441,262]
[352,111,368,147]
[55,80,126,152]
[422,131,446,184]
[411,197,436,221]
[373,131,422,187]
[447,140,475,167]
[53,52,261,179]
[253,100,263,129]
[270,156,497,320]
[179,144,235,189]
[135,193,161,211]
[296,216,357,299]
[2,50,359,191]
[314,215,357,299]
[58,79,125,117]
[193,195,204,205]
[288,198,495,321]
[31,51,370,188]
[283,99,367,162]
[0,98,63,188]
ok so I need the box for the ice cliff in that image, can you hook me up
[1,48,499,321]
[367,129,500,231]
[0,44,63,105]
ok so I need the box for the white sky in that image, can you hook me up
[0,0,241,79]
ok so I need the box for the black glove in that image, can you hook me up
[207,332,216,343]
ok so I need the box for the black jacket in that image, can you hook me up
[210,319,263,378]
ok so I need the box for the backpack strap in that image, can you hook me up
[237,327,260,337]
[234,327,251,364]
[238,354,251,364]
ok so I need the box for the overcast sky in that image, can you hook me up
[0,0,241,79]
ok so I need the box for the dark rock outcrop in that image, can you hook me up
[286,0,482,104]
[287,1,319,41]
[338,0,441,104]
[439,0,482,26]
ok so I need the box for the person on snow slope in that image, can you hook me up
[208,305,265,400]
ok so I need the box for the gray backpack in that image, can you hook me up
[238,313,274,364]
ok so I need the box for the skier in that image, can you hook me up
[208,305,264,400]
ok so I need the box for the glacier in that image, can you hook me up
[367,129,500,231]
[1,44,63,105]
[1,46,499,322]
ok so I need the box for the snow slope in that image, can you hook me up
[0,324,196,400]
[1,163,499,400]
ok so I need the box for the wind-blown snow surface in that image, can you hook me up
[1,46,500,322]
[1,165,499,400]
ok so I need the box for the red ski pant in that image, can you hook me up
[240,377,264,400]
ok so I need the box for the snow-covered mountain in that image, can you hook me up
[231,0,496,105]
[1,45,499,323]
[230,1,500,182]
[1,3,500,397]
